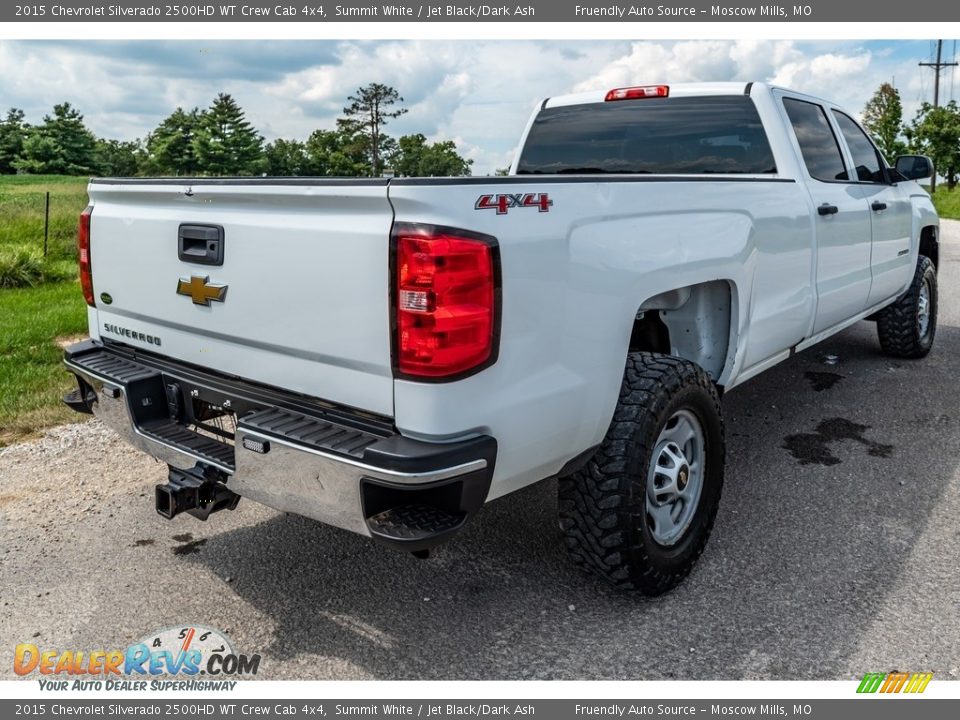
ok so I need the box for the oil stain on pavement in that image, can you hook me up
[782,418,894,466]
[804,371,844,391]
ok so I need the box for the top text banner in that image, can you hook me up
[5,1,960,23]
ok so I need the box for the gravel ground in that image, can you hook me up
[2,221,959,681]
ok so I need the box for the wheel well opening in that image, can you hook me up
[629,312,671,355]
[632,281,733,382]
[920,226,938,270]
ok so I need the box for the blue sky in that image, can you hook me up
[0,40,956,173]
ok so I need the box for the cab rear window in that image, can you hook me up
[516,95,777,175]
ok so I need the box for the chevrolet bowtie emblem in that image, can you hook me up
[176,275,228,306]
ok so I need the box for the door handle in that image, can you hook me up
[871,201,887,212]
[817,204,839,216]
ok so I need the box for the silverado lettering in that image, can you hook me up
[102,323,162,347]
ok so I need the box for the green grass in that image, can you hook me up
[0,175,91,445]
[0,175,90,262]
[0,281,89,445]
[931,186,960,220]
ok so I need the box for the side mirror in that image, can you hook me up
[894,155,934,180]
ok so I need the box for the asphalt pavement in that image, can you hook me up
[2,221,959,680]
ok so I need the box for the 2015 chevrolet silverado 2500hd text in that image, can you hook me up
[63,82,939,594]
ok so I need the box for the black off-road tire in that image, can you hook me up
[876,255,937,359]
[558,352,724,595]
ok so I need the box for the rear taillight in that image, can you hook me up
[77,206,94,307]
[393,223,499,379]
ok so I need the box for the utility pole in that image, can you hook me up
[919,40,958,108]
[919,40,958,192]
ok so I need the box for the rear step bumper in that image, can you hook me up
[63,340,496,552]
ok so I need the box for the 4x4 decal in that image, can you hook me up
[475,193,553,215]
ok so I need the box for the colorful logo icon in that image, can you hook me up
[857,671,933,694]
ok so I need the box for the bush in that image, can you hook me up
[0,249,45,288]
[0,249,75,288]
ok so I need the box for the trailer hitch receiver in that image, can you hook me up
[156,464,239,521]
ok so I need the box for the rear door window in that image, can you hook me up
[782,98,849,182]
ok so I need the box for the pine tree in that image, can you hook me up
[862,83,907,161]
[96,138,141,177]
[14,134,59,175]
[337,84,407,176]
[0,108,28,174]
[145,107,201,176]
[192,94,264,176]
[14,103,98,175]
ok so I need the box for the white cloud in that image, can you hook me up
[770,51,873,94]
[573,40,868,94]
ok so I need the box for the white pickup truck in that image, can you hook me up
[64,82,939,594]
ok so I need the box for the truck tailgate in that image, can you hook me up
[86,181,395,417]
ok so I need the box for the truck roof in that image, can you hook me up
[543,81,765,109]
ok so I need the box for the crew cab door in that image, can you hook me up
[781,96,872,334]
[829,109,915,307]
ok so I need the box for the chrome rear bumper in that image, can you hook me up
[64,340,495,550]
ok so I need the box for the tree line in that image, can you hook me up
[862,82,960,190]
[0,83,473,179]
[3,80,955,186]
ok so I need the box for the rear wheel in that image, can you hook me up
[558,352,724,595]
[876,256,937,358]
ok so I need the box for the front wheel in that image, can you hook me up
[876,255,938,359]
[558,352,725,595]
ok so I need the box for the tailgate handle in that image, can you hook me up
[178,224,224,266]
